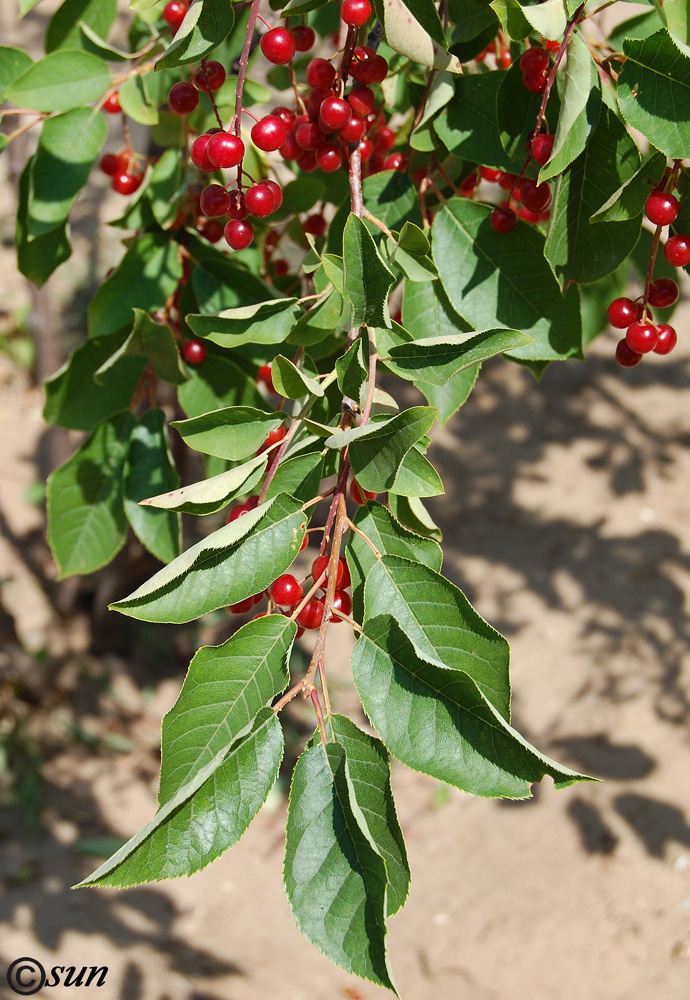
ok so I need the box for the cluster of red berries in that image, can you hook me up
[98,147,144,196]
[223,473,377,629]
[475,34,512,69]
[483,168,552,233]
[519,45,551,93]
[610,188,686,367]
[162,0,188,32]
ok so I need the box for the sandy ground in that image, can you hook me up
[2,7,690,997]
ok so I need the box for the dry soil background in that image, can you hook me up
[1,5,690,999]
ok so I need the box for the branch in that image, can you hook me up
[232,0,263,136]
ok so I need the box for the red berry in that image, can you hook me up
[626,320,658,354]
[303,213,326,237]
[224,218,254,250]
[645,192,679,226]
[200,183,231,217]
[226,498,257,523]
[190,133,216,171]
[264,179,283,211]
[308,86,334,119]
[350,480,376,504]
[374,126,396,152]
[229,597,255,614]
[615,339,642,368]
[269,574,303,607]
[208,131,245,168]
[353,52,388,85]
[192,60,226,93]
[198,218,223,243]
[664,234,690,268]
[279,131,301,161]
[297,149,317,172]
[245,183,276,218]
[311,555,345,588]
[273,259,289,276]
[99,153,119,176]
[260,26,296,65]
[338,557,351,589]
[273,106,296,129]
[103,91,121,114]
[168,82,198,115]
[182,339,206,364]
[163,0,187,29]
[531,133,555,166]
[339,116,366,143]
[519,47,549,76]
[319,96,352,131]
[523,73,547,93]
[648,276,679,308]
[296,597,325,630]
[480,166,503,183]
[306,58,336,89]
[251,115,288,152]
[499,44,512,70]
[331,590,352,622]
[341,0,371,27]
[384,151,407,171]
[226,189,248,219]
[258,424,286,454]
[257,363,275,392]
[607,297,638,329]
[358,137,373,161]
[347,86,376,117]
[519,179,552,213]
[489,206,517,234]
[653,323,677,355]
[292,25,315,52]
[112,172,143,195]
[296,121,323,150]
[315,142,343,172]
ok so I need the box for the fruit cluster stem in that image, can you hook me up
[232,0,263,137]
[303,493,348,697]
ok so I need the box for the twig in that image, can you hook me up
[363,208,395,240]
[346,517,381,558]
[304,494,348,696]
[310,689,328,744]
[360,327,378,427]
[232,0,263,136]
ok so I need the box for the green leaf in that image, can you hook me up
[589,150,665,223]
[124,409,181,564]
[362,170,423,232]
[27,107,106,241]
[76,21,141,60]
[387,493,442,541]
[264,452,324,503]
[432,199,583,362]
[521,0,566,39]
[140,453,268,516]
[148,149,184,225]
[177,355,267,418]
[490,0,531,41]
[383,0,462,72]
[111,493,307,622]
[47,411,136,579]
[15,162,71,286]
[77,708,283,887]
[46,0,117,52]
[391,222,438,282]
[414,367,479,425]
[43,330,144,430]
[336,338,368,400]
[271,355,325,399]
[159,615,295,802]
[5,50,111,111]
[363,555,511,719]
[156,0,234,68]
[538,31,602,184]
[608,9,664,50]
[544,105,642,286]
[187,298,300,348]
[387,329,533,385]
[617,29,690,158]
[326,406,437,494]
[88,232,183,337]
[402,278,473,339]
[343,214,396,329]
[390,446,444,497]
[172,407,285,461]
[434,72,518,171]
[451,0,499,42]
[352,616,591,797]
[653,0,690,57]
[287,288,348,346]
[96,308,188,386]
[399,0,446,46]
[329,715,410,917]
[119,73,159,126]
[284,741,397,993]
[0,47,33,98]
